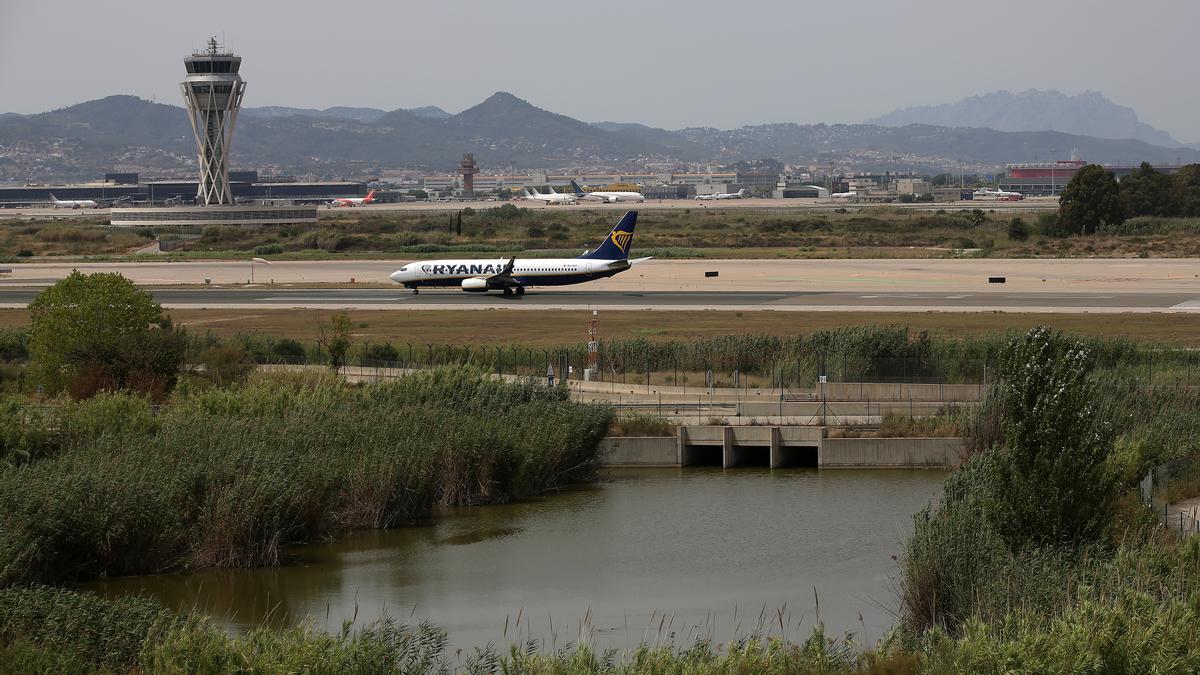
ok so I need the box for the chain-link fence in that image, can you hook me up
[1143,457,1200,537]
[187,333,1200,394]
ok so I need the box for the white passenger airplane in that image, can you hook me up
[695,189,750,200]
[830,191,858,199]
[49,194,99,209]
[568,180,645,203]
[328,190,377,207]
[972,188,1025,201]
[390,211,650,296]
[521,187,577,205]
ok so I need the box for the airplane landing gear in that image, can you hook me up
[502,288,514,297]
[411,288,419,295]
[515,286,525,297]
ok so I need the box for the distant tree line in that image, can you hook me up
[1054,162,1200,236]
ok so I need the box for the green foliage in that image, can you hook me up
[252,243,284,255]
[989,326,1122,547]
[362,342,400,363]
[0,329,27,362]
[0,585,175,673]
[27,271,186,398]
[1006,217,1030,241]
[1057,164,1125,235]
[196,343,256,387]
[271,337,306,362]
[0,586,454,674]
[318,310,353,371]
[0,393,159,467]
[900,327,1133,635]
[0,368,610,584]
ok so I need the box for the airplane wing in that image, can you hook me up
[482,257,519,286]
[628,256,653,265]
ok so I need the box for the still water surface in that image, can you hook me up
[88,468,943,649]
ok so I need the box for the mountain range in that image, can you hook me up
[2,91,1197,182]
[870,89,1195,149]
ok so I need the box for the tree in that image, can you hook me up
[316,311,352,371]
[1173,164,1200,217]
[1057,164,1124,235]
[988,327,1121,547]
[28,271,186,398]
[1007,217,1030,241]
[1118,162,1173,218]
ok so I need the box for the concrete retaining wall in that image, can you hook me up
[598,437,678,466]
[814,382,983,402]
[820,437,963,468]
[599,433,964,468]
[737,400,959,418]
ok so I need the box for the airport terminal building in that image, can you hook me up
[0,171,367,208]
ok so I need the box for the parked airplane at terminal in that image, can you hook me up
[568,180,645,203]
[521,187,577,205]
[695,189,750,200]
[972,188,1025,201]
[49,193,99,209]
[830,191,858,199]
[389,211,649,296]
[328,190,377,207]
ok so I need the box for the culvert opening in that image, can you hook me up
[775,446,819,468]
[684,445,723,466]
[729,445,771,468]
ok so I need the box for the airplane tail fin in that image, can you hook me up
[548,186,558,195]
[365,190,376,200]
[569,179,586,196]
[577,211,637,260]
[48,193,58,202]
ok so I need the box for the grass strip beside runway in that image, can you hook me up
[4,307,1200,346]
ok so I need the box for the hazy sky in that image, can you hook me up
[2,0,1197,141]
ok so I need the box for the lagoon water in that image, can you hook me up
[88,468,944,650]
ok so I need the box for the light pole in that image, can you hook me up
[250,256,270,284]
[1049,149,1057,197]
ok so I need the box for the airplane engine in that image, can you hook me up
[461,277,490,292]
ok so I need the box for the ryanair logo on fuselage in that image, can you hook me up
[610,230,632,253]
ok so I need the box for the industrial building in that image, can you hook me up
[999,154,1187,196]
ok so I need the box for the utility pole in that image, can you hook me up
[587,309,599,381]
[1050,148,1057,197]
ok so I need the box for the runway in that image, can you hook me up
[1,287,1197,312]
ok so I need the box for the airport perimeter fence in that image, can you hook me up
[1142,456,1200,537]
[188,334,1200,394]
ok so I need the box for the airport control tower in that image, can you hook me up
[181,38,246,205]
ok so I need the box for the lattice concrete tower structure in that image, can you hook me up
[181,38,246,205]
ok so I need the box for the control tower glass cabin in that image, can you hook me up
[181,38,246,205]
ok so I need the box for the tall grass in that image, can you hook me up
[0,367,611,585]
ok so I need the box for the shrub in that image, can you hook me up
[1007,217,1030,241]
[197,344,256,387]
[253,243,283,255]
[271,338,307,363]
[362,342,399,364]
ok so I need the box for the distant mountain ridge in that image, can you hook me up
[870,89,1185,148]
[2,92,1198,181]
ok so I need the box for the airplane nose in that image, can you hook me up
[389,270,404,283]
